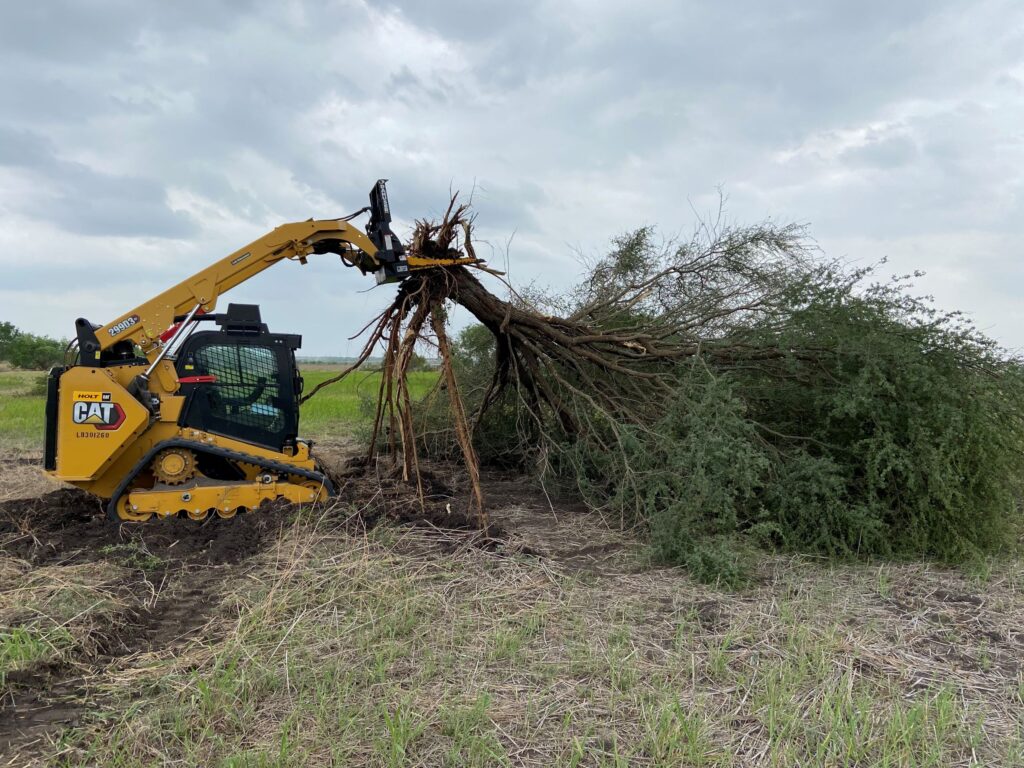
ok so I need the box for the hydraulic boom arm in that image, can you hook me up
[73,180,472,366]
[90,218,383,358]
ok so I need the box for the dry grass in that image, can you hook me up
[1,439,1021,766]
[59,500,1024,767]
[0,560,133,683]
[0,458,61,504]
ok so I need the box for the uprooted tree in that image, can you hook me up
[308,197,1024,582]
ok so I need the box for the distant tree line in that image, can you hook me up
[298,354,439,370]
[0,321,66,369]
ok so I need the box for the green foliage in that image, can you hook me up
[0,320,66,369]
[736,270,1024,561]
[652,274,1022,576]
[429,233,1024,583]
[603,365,767,585]
[557,363,765,580]
[0,321,14,360]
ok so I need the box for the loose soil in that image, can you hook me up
[0,452,512,761]
[0,488,287,569]
[0,485,289,758]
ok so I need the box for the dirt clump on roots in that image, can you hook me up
[325,455,507,542]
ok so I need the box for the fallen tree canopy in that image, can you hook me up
[309,197,1024,582]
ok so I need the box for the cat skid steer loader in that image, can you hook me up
[43,181,475,521]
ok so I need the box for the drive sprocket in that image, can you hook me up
[152,447,197,485]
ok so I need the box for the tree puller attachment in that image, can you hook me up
[43,181,480,521]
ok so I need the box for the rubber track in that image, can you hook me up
[106,438,336,521]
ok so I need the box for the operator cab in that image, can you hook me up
[174,304,303,452]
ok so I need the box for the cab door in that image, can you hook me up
[176,336,298,451]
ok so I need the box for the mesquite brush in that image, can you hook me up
[305,196,1024,568]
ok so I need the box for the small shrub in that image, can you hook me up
[26,374,49,397]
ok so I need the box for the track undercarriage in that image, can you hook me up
[106,440,333,522]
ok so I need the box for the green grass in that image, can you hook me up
[0,371,45,449]
[0,626,75,684]
[0,368,439,450]
[98,542,164,572]
[0,369,44,393]
[299,369,438,438]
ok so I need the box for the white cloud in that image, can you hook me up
[1,0,1023,352]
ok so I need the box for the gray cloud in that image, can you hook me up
[0,126,196,237]
[1,0,1023,352]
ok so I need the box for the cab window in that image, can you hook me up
[193,344,284,435]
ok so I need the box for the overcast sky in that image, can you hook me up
[2,1,1023,355]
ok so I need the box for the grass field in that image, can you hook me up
[0,370,46,451]
[300,369,438,436]
[2,367,1024,766]
[18,509,1024,767]
[0,368,438,451]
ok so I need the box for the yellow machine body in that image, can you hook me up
[50,358,326,521]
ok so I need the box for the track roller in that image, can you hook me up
[115,494,152,523]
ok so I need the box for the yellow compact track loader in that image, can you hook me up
[43,181,475,521]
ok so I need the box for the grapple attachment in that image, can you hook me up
[365,179,410,284]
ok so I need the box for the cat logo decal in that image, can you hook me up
[71,392,126,430]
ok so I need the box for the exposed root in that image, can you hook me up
[298,193,823,531]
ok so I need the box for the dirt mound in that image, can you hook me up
[0,488,288,568]
[333,456,505,538]
[0,463,499,572]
